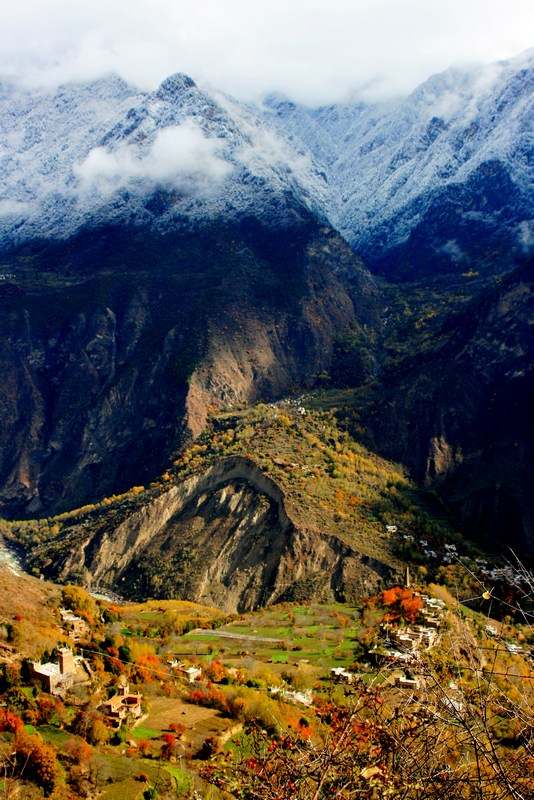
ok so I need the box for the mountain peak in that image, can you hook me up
[155,73,197,101]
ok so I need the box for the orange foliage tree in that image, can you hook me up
[379,586,423,623]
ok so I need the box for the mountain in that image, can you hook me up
[0,219,378,518]
[265,50,534,278]
[0,71,384,518]
[2,53,532,279]
[5,402,437,611]
[0,55,533,563]
[0,73,326,248]
[352,261,534,554]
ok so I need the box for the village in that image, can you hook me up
[1,555,532,800]
[21,579,451,739]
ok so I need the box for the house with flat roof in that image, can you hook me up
[31,647,77,695]
[101,682,142,729]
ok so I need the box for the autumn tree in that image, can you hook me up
[379,586,423,622]
[137,738,154,757]
[11,726,60,796]
[160,733,178,761]
[168,722,187,739]
[202,674,534,800]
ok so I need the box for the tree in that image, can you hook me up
[168,722,186,739]
[160,733,178,761]
[137,738,154,757]
[90,718,110,746]
[12,727,59,797]
[202,669,534,799]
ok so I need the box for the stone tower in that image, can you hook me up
[58,647,76,675]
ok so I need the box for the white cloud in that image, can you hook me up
[518,220,534,252]
[0,0,533,104]
[75,123,231,195]
[0,200,30,217]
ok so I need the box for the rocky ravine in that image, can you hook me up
[28,456,393,613]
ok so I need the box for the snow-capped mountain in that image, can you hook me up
[0,50,534,276]
[0,50,532,276]
[265,49,534,277]
[0,54,532,550]
[0,73,326,249]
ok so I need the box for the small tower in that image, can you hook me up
[404,566,411,589]
[58,647,76,675]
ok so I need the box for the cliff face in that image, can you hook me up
[30,457,391,612]
[359,262,534,554]
[0,221,378,517]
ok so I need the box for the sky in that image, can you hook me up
[0,0,533,104]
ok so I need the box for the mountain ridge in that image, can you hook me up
[0,53,533,560]
[265,49,534,277]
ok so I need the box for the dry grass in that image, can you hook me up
[0,563,63,659]
[141,696,235,753]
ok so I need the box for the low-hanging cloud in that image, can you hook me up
[0,199,31,217]
[75,122,232,196]
[1,0,533,105]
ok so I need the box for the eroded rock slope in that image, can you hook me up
[28,457,392,612]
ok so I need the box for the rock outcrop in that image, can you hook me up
[30,457,392,612]
[358,262,534,554]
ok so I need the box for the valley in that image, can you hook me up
[0,554,532,799]
[0,47,533,799]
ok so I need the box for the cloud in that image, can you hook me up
[0,0,533,104]
[0,200,30,217]
[75,122,232,195]
[518,220,534,252]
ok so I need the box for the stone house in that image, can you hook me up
[59,608,90,642]
[31,647,77,695]
[102,682,142,729]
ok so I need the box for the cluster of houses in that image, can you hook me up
[375,594,446,667]
[167,659,202,683]
[271,686,313,706]
[31,648,143,729]
[394,523,528,602]
[479,563,527,588]
[442,543,458,563]
[59,608,90,643]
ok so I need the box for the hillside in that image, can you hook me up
[0,54,532,610]
[0,219,379,518]
[0,563,62,660]
[348,261,534,555]
[0,562,531,800]
[3,400,464,611]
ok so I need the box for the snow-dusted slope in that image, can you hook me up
[0,73,326,248]
[1,52,532,277]
[265,50,534,276]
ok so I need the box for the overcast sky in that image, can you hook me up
[1,0,532,104]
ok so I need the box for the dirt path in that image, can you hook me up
[188,628,283,644]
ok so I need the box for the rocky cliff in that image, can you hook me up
[26,456,392,612]
[0,220,378,517]
[356,261,534,554]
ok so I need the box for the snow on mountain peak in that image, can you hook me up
[75,122,232,199]
[0,72,325,246]
[156,73,198,101]
[0,52,532,274]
